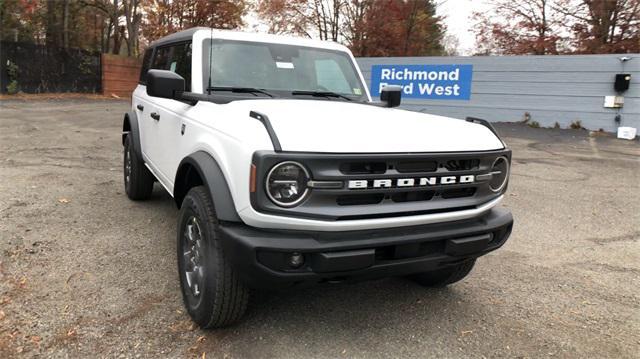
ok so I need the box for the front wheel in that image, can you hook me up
[408,259,477,287]
[177,186,249,328]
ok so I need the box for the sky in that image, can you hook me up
[437,0,489,55]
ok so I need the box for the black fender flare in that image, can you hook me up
[122,111,143,159]
[174,151,241,222]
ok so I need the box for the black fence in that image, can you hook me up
[0,41,101,94]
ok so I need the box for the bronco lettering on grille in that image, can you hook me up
[348,175,475,189]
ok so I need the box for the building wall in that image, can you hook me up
[356,54,639,132]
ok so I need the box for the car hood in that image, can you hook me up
[234,99,504,153]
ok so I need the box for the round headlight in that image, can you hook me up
[489,156,509,192]
[265,161,310,207]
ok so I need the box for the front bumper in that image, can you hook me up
[219,207,513,289]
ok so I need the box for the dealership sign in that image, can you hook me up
[369,64,473,100]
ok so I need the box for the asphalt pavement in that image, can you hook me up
[0,99,638,358]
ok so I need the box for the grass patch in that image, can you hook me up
[570,120,583,130]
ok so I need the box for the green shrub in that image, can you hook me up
[6,60,19,94]
[6,80,18,94]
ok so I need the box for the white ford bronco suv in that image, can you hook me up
[122,28,513,328]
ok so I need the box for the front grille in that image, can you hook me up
[339,162,386,174]
[337,193,384,206]
[252,149,511,221]
[441,188,476,199]
[443,159,480,171]
[396,160,437,173]
[391,190,435,203]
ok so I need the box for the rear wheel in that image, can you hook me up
[123,135,154,200]
[408,259,476,287]
[177,186,249,328]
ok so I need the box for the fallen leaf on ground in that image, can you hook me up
[30,336,41,347]
[58,198,71,204]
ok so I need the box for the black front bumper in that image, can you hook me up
[219,208,513,289]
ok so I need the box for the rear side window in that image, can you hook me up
[150,42,192,91]
[139,48,153,84]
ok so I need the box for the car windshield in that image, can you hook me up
[203,39,367,101]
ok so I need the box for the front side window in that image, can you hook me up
[202,39,366,101]
[139,48,153,84]
[151,42,192,91]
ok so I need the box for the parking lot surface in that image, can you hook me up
[0,99,638,358]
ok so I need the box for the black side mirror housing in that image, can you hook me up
[146,69,185,99]
[380,85,402,108]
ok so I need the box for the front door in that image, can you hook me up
[146,42,194,188]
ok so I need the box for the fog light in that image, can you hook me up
[288,252,304,268]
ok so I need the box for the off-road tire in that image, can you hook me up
[123,135,154,200]
[177,186,249,328]
[408,259,477,287]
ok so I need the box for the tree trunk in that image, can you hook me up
[45,0,57,47]
[403,0,419,55]
[62,0,69,48]
[111,0,120,54]
[123,0,141,57]
[104,18,112,53]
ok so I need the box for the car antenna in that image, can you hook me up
[207,27,213,95]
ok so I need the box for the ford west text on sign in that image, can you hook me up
[370,64,473,100]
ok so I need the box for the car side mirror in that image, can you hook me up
[380,85,402,108]
[146,69,185,99]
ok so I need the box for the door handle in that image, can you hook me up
[150,112,160,121]
[136,104,144,111]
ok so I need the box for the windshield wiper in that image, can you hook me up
[207,86,275,98]
[291,90,353,102]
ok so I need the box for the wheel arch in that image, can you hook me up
[174,151,241,222]
[122,111,143,159]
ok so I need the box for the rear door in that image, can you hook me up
[133,48,155,162]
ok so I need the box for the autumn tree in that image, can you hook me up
[0,0,42,43]
[1,0,246,57]
[555,0,640,53]
[0,0,110,51]
[346,0,445,56]
[341,0,370,54]
[256,0,344,41]
[142,0,247,43]
[397,0,445,56]
[473,0,563,55]
[257,0,445,56]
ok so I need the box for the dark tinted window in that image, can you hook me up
[150,42,192,91]
[139,48,153,84]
